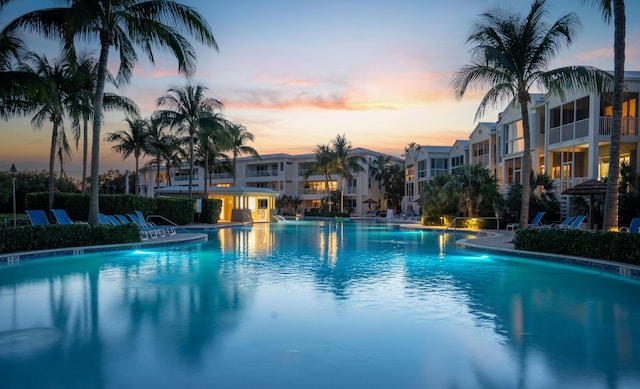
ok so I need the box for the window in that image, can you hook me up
[418,160,427,179]
[451,155,464,168]
[576,97,589,121]
[505,121,524,154]
[258,199,268,209]
[430,158,448,176]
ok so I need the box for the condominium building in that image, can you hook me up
[138,148,404,218]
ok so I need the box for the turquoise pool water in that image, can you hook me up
[1,221,640,388]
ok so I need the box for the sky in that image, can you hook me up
[1,0,639,179]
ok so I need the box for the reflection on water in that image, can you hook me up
[1,221,640,388]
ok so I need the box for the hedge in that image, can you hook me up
[0,223,140,254]
[514,228,640,265]
[23,192,223,225]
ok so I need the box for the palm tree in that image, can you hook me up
[303,144,335,211]
[105,118,153,195]
[582,0,625,231]
[370,154,392,210]
[452,0,613,229]
[330,134,365,213]
[159,136,186,187]
[194,113,229,199]
[66,54,138,193]
[19,52,73,210]
[446,164,500,218]
[156,83,223,198]
[226,122,260,187]
[5,0,217,224]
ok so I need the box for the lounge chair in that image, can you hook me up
[105,214,149,240]
[528,212,546,228]
[99,213,110,225]
[51,209,85,225]
[134,210,176,235]
[127,213,165,237]
[26,210,49,225]
[620,218,640,233]
[561,215,587,230]
[550,216,574,228]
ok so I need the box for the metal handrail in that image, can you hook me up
[442,216,500,234]
[147,214,190,233]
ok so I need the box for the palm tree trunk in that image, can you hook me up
[324,174,331,212]
[81,118,88,193]
[204,150,209,200]
[134,154,139,196]
[188,133,194,198]
[156,154,161,190]
[48,122,58,211]
[603,0,625,231]
[88,41,110,225]
[518,95,532,229]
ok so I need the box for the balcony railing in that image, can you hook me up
[471,154,490,166]
[599,116,638,136]
[212,172,232,179]
[246,170,278,178]
[549,118,589,145]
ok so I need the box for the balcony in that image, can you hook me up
[246,170,279,178]
[599,116,638,136]
[549,118,589,145]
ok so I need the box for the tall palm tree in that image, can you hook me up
[303,144,335,211]
[19,52,73,210]
[66,54,138,193]
[330,134,365,213]
[226,122,260,187]
[194,113,229,199]
[582,0,625,231]
[156,83,223,198]
[105,118,153,195]
[452,0,613,229]
[5,0,217,224]
[370,154,392,210]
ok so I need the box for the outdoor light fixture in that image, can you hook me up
[10,163,17,227]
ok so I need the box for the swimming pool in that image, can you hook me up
[1,221,639,388]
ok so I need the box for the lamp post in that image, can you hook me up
[10,163,17,227]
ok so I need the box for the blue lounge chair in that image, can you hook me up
[528,212,546,228]
[134,210,176,235]
[105,214,149,240]
[99,213,110,225]
[549,216,574,228]
[26,210,49,225]
[51,209,83,225]
[562,215,586,230]
[127,213,165,238]
[620,218,640,233]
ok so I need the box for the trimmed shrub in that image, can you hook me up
[201,199,222,224]
[155,197,194,225]
[304,211,350,218]
[514,228,640,265]
[0,223,140,254]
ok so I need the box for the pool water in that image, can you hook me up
[1,221,640,388]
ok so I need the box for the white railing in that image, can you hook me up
[599,116,638,136]
[246,170,278,177]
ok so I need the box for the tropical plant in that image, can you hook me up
[504,172,559,223]
[105,118,154,195]
[420,173,457,224]
[226,122,260,186]
[330,134,365,212]
[445,164,501,218]
[582,0,626,230]
[452,0,613,229]
[194,113,229,198]
[385,164,405,211]
[303,144,335,211]
[156,83,223,198]
[5,0,217,223]
[370,154,392,209]
[17,52,75,210]
[402,142,421,158]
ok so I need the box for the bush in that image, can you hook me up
[304,211,350,218]
[200,199,222,224]
[155,197,195,225]
[514,228,640,265]
[0,223,140,254]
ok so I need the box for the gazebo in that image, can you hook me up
[562,179,607,229]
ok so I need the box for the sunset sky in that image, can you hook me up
[1,0,639,178]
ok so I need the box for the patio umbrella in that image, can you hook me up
[562,179,607,229]
[362,198,378,210]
